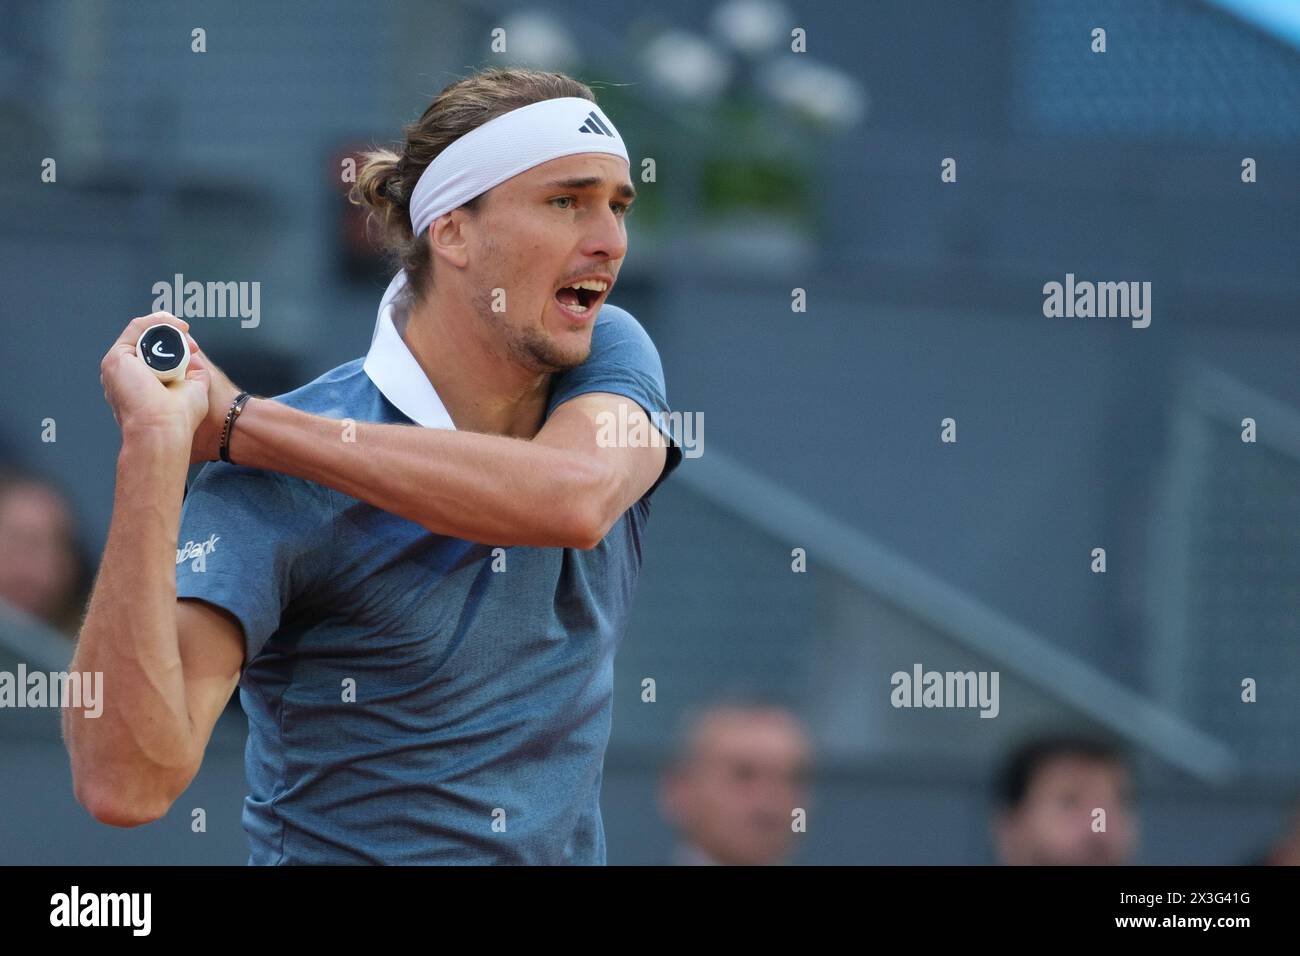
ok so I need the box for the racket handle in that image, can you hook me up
[136,323,191,383]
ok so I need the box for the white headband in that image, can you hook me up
[370,96,629,344]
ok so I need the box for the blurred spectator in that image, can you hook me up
[0,467,89,638]
[992,734,1136,865]
[658,697,812,865]
[1254,800,1300,865]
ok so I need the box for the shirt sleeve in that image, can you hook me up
[175,461,332,664]
[546,304,684,498]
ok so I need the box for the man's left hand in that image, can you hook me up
[183,335,243,464]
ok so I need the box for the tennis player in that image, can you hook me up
[65,67,682,864]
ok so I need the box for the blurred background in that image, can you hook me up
[2,0,1299,864]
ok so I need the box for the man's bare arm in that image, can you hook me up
[225,391,667,549]
[64,315,244,826]
[64,433,244,825]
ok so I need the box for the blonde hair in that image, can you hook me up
[349,67,597,303]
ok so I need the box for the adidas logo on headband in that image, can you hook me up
[578,110,615,136]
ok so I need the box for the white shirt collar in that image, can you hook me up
[670,842,722,866]
[362,285,457,431]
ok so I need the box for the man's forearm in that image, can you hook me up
[227,398,609,548]
[65,430,198,823]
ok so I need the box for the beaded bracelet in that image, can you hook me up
[219,391,253,464]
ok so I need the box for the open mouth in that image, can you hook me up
[554,278,610,315]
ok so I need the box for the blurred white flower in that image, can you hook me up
[758,58,867,127]
[642,30,733,102]
[710,0,791,56]
[498,11,580,70]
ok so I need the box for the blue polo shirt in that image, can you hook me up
[174,301,680,864]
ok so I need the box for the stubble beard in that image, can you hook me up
[471,280,590,374]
